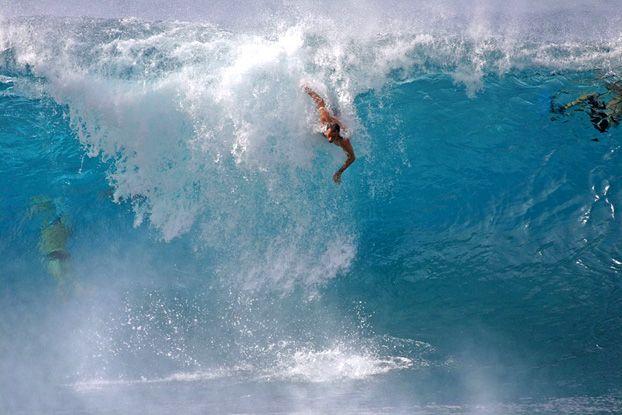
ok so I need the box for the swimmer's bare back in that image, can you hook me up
[303,86,356,184]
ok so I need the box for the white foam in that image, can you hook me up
[71,347,413,392]
[1,16,621,290]
[268,346,413,383]
[71,367,242,391]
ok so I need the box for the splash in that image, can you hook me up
[1,9,622,413]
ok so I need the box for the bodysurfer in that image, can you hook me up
[303,85,356,184]
[28,196,71,285]
[552,81,622,133]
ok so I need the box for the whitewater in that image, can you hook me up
[1,1,622,414]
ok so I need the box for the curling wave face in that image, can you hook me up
[1,8,622,414]
[1,15,621,286]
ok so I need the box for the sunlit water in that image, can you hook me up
[1,10,622,414]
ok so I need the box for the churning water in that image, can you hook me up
[1,2,622,413]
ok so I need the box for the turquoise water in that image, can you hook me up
[1,12,622,414]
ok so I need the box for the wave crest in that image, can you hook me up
[1,16,621,288]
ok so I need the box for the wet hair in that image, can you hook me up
[587,95,606,110]
[587,96,610,133]
[329,123,340,134]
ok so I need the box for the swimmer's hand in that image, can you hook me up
[333,171,342,184]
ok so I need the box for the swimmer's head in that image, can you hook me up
[327,123,341,142]
[593,117,610,133]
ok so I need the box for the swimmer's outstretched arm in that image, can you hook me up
[303,85,343,127]
[303,85,326,109]
[560,93,599,112]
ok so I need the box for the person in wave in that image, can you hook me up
[27,196,72,289]
[552,81,622,133]
[304,85,356,184]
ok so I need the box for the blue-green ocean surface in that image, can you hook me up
[1,8,622,414]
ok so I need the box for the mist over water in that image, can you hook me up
[1,1,622,414]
